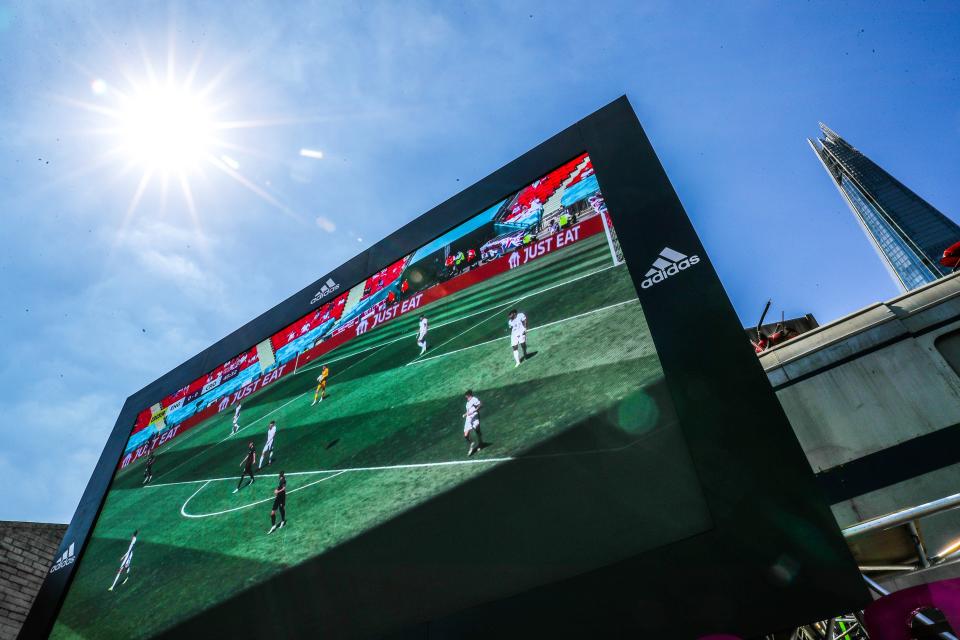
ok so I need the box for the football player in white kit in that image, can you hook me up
[462,390,485,456]
[259,420,277,469]
[108,530,138,591]
[231,403,242,435]
[507,309,528,367]
[416,316,429,355]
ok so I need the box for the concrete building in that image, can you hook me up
[759,270,960,585]
[0,521,66,640]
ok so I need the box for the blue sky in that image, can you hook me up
[0,1,958,523]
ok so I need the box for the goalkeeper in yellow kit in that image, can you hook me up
[312,364,330,406]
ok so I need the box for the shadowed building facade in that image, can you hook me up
[809,123,960,291]
[0,521,66,640]
[758,272,960,591]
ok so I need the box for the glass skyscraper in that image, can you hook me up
[808,123,960,291]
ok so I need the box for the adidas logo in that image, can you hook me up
[310,278,340,304]
[641,247,700,289]
[49,542,76,574]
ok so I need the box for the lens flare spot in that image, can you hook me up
[613,390,659,434]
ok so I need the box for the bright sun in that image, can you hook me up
[116,84,215,173]
[68,44,300,230]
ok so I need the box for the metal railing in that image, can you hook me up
[843,491,960,539]
[842,491,960,566]
[840,493,960,638]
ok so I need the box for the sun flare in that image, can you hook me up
[66,41,306,239]
[116,84,215,173]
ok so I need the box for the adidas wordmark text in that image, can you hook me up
[640,247,700,289]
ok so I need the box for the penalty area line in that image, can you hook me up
[153,343,389,483]
[408,297,640,366]
[150,456,516,489]
[154,392,305,481]
[301,262,620,375]
[149,435,647,492]
[180,470,348,519]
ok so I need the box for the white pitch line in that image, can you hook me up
[333,339,390,374]
[406,301,514,366]
[154,344,389,482]
[296,261,619,377]
[149,259,622,481]
[405,265,623,367]
[147,435,647,491]
[150,456,515,489]
[180,480,212,514]
[286,334,392,374]
[180,470,348,519]
[154,392,305,481]
[161,287,630,478]
[153,412,214,454]
[408,298,640,366]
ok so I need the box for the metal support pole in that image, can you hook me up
[833,623,860,640]
[825,618,837,640]
[908,519,931,568]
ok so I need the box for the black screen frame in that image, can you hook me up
[22,96,868,639]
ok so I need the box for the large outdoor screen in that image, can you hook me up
[49,152,713,639]
[29,98,865,639]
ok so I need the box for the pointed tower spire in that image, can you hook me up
[809,123,960,291]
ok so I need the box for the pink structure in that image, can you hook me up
[864,579,960,640]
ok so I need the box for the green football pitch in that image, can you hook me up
[52,234,674,639]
